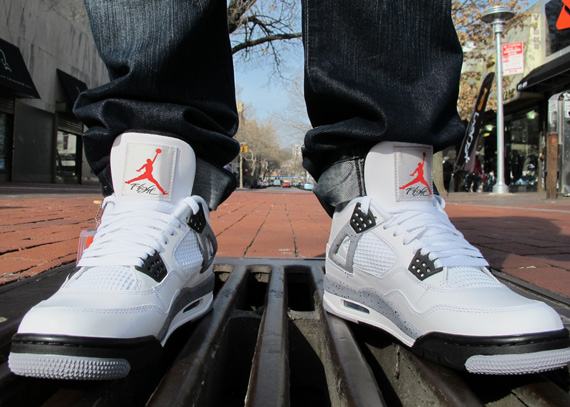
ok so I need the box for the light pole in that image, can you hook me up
[482,6,514,194]
[239,142,245,189]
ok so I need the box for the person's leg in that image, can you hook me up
[302,0,464,214]
[9,0,235,380]
[75,0,239,208]
[303,0,570,374]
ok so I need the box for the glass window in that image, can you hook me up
[56,130,78,180]
[505,109,540,191]
[0,112,13,174]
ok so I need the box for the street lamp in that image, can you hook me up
[239,142,247,189]
[482,5,514,194]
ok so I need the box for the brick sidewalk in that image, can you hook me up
[444,193,570,297]
[1,189,569,298]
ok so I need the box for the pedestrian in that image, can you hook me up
[9,0,570,380]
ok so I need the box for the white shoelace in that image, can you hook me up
[361,196,488,269]
[78,195,204,268]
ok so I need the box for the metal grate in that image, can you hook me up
[0,258,569,406]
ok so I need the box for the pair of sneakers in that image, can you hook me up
[8,133,570,379]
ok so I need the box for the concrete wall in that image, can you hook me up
[1,0,108,112]
[0,0,108,183]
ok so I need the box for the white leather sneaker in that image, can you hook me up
[323,141,570,374]
[9,132,217,380]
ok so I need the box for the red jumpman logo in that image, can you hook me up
[125,148,168,195]
[399,152,432,194]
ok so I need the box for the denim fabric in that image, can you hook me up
[75,0,239,208]
[302,0,465,214]
[76,0,464,213]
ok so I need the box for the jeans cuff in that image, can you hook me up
[193,158,237,210]
[313,157,367,217]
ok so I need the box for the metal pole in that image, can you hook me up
[482,6,514,194]
[240,147,243,189]
[493,25,509,193]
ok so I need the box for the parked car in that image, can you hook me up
[281,180,291,188]
[303,182,314,191]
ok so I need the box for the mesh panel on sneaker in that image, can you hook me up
[353,233,397,275]
[66,267,139,292]
[174,233,202,270]
[446,266,503,289]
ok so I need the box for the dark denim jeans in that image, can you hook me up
[76,0,464,214]
[302,0,465,214]
[75,0,240,207]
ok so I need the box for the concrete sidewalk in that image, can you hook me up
[0,187,569,298]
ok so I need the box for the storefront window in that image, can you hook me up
[56,130,78,181]
[504,109,540,191]
[0,112,13,175]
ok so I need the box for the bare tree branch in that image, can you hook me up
[231,32,301,54]
[227,0,258,33]
[228,0,302,76]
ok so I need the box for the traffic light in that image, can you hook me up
[241,145,248,153]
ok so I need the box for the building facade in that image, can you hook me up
[0,0,108,185]
[469,0,570,194]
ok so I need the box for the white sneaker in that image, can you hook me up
[323,141,570,374]
[9,132,217,380]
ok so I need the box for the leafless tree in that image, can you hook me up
[453,0,529,120]
[227,0,302,73]
[272,70,311,147]
[235,105,291,181]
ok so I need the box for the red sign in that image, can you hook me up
[502,42,524,75]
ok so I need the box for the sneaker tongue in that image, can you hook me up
[364,142,435,209]
[110,132,196,208]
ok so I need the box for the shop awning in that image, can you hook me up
[0,38,40,98]
[517,52,570,93]
[57,69,87,105]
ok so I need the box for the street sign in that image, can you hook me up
[502,41,524,75]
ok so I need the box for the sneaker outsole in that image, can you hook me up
[9,291,214,380]
[465,349,570,375]
[8,334,163,380]
[8,354,131,380]
[323,288,570,375]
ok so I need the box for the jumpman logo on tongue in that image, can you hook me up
[399,152,432,194]
[125,148,168,195]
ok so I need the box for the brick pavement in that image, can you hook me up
[0,188,569,299]
[212,190,330,258]
[444,193,570,297]
[0,194,99,284]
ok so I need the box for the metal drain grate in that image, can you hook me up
[0,258,569,406]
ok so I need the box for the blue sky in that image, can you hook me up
[234,67,289,120]
[234,58,303,120]
[232,48,309,147]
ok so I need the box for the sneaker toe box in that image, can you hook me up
[17,295,166,339]
[419,288,564,337]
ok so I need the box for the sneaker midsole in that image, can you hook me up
[412,329,570,371]
[323,271,421,345]
[323,275,570,371]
